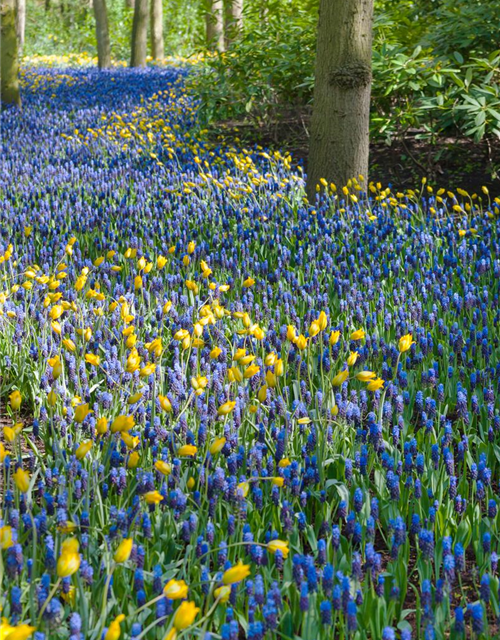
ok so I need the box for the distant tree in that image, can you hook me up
[130,0,149,66]
[1,0,21,107]
[225,0,243,47]
[307,0,374,198]
[15,0,26,55]
[150,0,164,60]
[126,0,134,7]
[206,0,224,51]
[93,0,112,68]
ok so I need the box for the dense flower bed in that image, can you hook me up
[1,65,500,640]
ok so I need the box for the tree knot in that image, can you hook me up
[329,62,372,89]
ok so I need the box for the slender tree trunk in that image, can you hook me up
[125,0,134,7]
[15,0,26,55]
[130,0,148,66]
[205,0,224,51]
[45,0,50,11]
[224,0,242,48]
[306,0,373,198]
[93,0,112,68]
[150,0,164,60]
[1,0,21,107]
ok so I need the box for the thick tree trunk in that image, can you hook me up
[15,0,26,55]
[150,0,164,60]
[306,0,373,198]
[224,0,243,48]
[205,0,224,51]
[130,0,148,66]
[93,0,112,69]
[1,0,21,107]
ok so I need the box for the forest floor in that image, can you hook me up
[209,113,500,194]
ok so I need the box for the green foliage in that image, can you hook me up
[24,0,204,61]
[192,0,500,147]
[192,6,315,124]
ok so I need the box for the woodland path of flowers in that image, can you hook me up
[0,64,500,640]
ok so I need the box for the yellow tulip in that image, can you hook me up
[317,311,328,331]
[158,395,172,413]
[222,561,251,585]
[48,355,62,380]
[367,377,385,391]
[295,334,308,351]
[104,614,125,640]
[398,333,415,353]
[332,369,349,387]
[214,585,231,603]
[164,579,189,600]
[57,538,81,577]
[154,460,172,476]
[209,437,226,455]
[97,416,108,435]
[9,390,22,411]
[13,468,30,493]
[62,338,76,352]
[329,330,340,345]
[127,451,140,468]
[309,321,320,337]
[268,539,289,558]
[114,538,133,563]
[347,351,359,366]
[217,401,235,416]
[75,441,92,460]
[74,403,90,424]
[144,491,164,504]
[85,353,100,366]
[209,346,222,359]
[350,329,365,341]
[0,526,14,549]
[1,622,36,640]
[355,371,376,382]
[177,445,197,457]
[111,415,135,433]
[173,601,199,630]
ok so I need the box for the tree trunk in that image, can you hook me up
[150,0,164,60]
[130,0,148,66]
[224,0,242,48]
[205,0,224,51]
[45,0,50,11]
[1,0,21,107]
[93,0,112,69]
[125,0,134,7]
[306,0,373,198]
[15,0,26,55]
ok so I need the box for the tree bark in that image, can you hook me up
[224,0,243,48]
[130,0,148,66]
[1,0,21,107]
[205,0,224,51]
[150,0,164,60]
[306,0,373,198]
[93,0,112,69]
[15,0,26,55]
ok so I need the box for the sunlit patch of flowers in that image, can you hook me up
[1,63,500,640]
